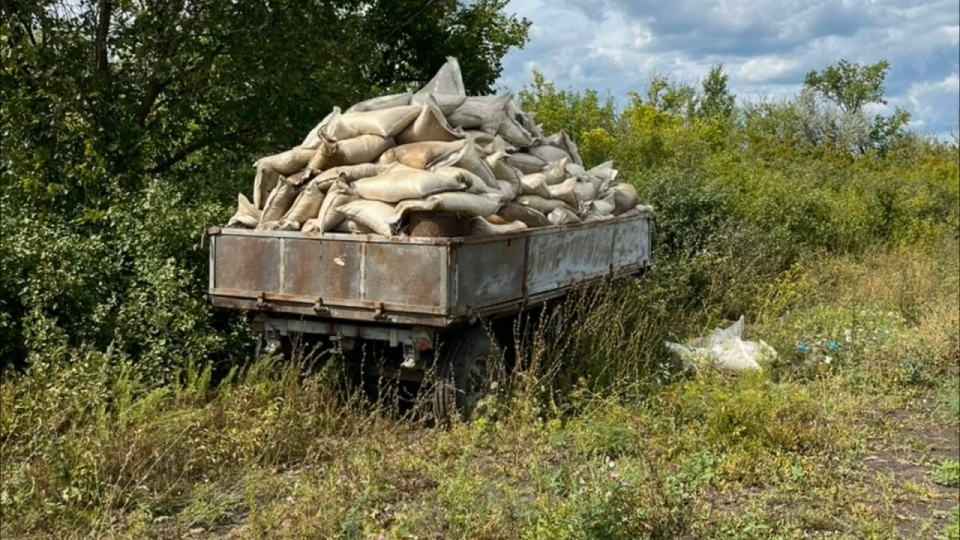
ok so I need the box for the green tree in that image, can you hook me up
[0,0,529,370]
[697,64,736,120]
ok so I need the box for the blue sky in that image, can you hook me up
[494,0,960,138]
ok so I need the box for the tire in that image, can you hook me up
[430,325,500,421]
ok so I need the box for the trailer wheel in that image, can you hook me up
[431,326,499,421]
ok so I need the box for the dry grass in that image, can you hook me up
[2,239,958,539]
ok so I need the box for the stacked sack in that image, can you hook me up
[225,57,649,237]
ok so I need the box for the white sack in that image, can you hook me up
[545,131,583,165]
[301,110,337,149]
[352,170,467,203]
[255,147,315,176]
[412,56,467,115]
[433,166,498,194]
[396,97,465,144]
[314,163,388,191]
[506,152,547,175]
[516,195,570,215]
[496,179,520,201]
[470,217,527,235]
[379,140,465,169]
[316,181,359,232]
[322,105,421,140]
[336,199,398,237]
[542,157,569,185]
[573,178,598,203]
[528,144,570,163]
[520,173,552,198]
[396,192,502,217]
[607,182,639,215]
[280,180,325,228]
[438,141,499,189]
[309,135,395,170]
[548,206,581,225]
[345,93,413,113]
[447,95,509,134]
[547,177,580,209]
[226,193,261,229]
[498,202,551,229]
[253,165,282,209]
[258,178,299,226]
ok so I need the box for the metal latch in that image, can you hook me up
[313,297,329,315]
[372,302,387,321]
[255,292,273,310]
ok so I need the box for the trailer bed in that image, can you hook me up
[207,209,653,327]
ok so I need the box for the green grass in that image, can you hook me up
[1,240,958,540]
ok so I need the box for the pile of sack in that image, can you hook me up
[225,57,647,236]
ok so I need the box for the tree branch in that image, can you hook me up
[94,0,112,77]
[148,129,254,175]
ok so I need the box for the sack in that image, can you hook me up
[589,198,616,216]
[573,178,598,203]
[545,131,583,165]
[345,93,412,113]
[520,173,551,198]
[280,180,325,228]
[433,166,497,194]
[496,179,520,201]
[322,105,421,140]
[336,199,399,236]
[352,170,467,203]
[226,194,262,228]
[548,206,581,225]
[588,161,619,182]
[506,152,546,174]
[486,151,522,185]
[316,181,359,231]
[314,163,388,191]
[565,162,588,179]
[583,211,614,222]
[516,195,570,215]
[255,147,315,176]
[497,99,536,147]
[379,140,465,169]
[412,57,467,115]
[466,130,497,150]
[332,219,375,234]
[547,177,581,209]
[253,165,282,209]
[542,157,569,185]
[471,217,527,235]
[396,97,465,144]
[498,201,551,228]
[309,135,395,170]
[528,144,570,163]
[439,141,499,189]
[396,192,502,217]
[447,95,508,133]
[301,110,337,149]
[608,182,639,215]
[259,178,300,226]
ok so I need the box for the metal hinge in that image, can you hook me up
[372,302,387,321]
[313,297,330,315]
[256,292,273,310]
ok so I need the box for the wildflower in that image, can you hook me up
[823,355,833,364]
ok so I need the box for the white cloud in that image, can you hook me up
[497,0,960,137]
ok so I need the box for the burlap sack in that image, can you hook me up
[433,166,498,194]
[412,57,467,115]
[316,181,360,232]
[520,173,551,198]
[607,182,639,215]
[309,135,395,170]
[253,165,281,209]
[352,169,467,203]
[573,178,598,203]
[498,201,551,228]
[323,105,421,140]
[396,96,465,144]
[258,178,299,226]
[528,144,570,163]
[470,217,527,235]
[516,195,570,215]
[545,131,583,165]
[314,163,388,191]
[542,157,569,185]
[336,199,399,236]
[547,177,580,209]
[255,147,315,176]
[345,93,412,113]
[378,140,465,169]
[226,193,261,229]
[438,141,499,189]
[280,180,325,228]
[447,95,509,134]
[505,152,546,175]
[548,206,581,225]
[396,192,502,217]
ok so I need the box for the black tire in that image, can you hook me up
[431,326,500,421]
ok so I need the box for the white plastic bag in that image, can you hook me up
[664,316,776,372]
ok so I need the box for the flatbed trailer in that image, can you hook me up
[207,208,654,417]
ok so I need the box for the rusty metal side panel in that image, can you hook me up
[212,235,281,293]
[611,217,651,268]
[362,243,446,309]
[525,225,616,295]
[279,237,362,300]
[452,236,527,309]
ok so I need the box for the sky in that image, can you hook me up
[493,0,960,138]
